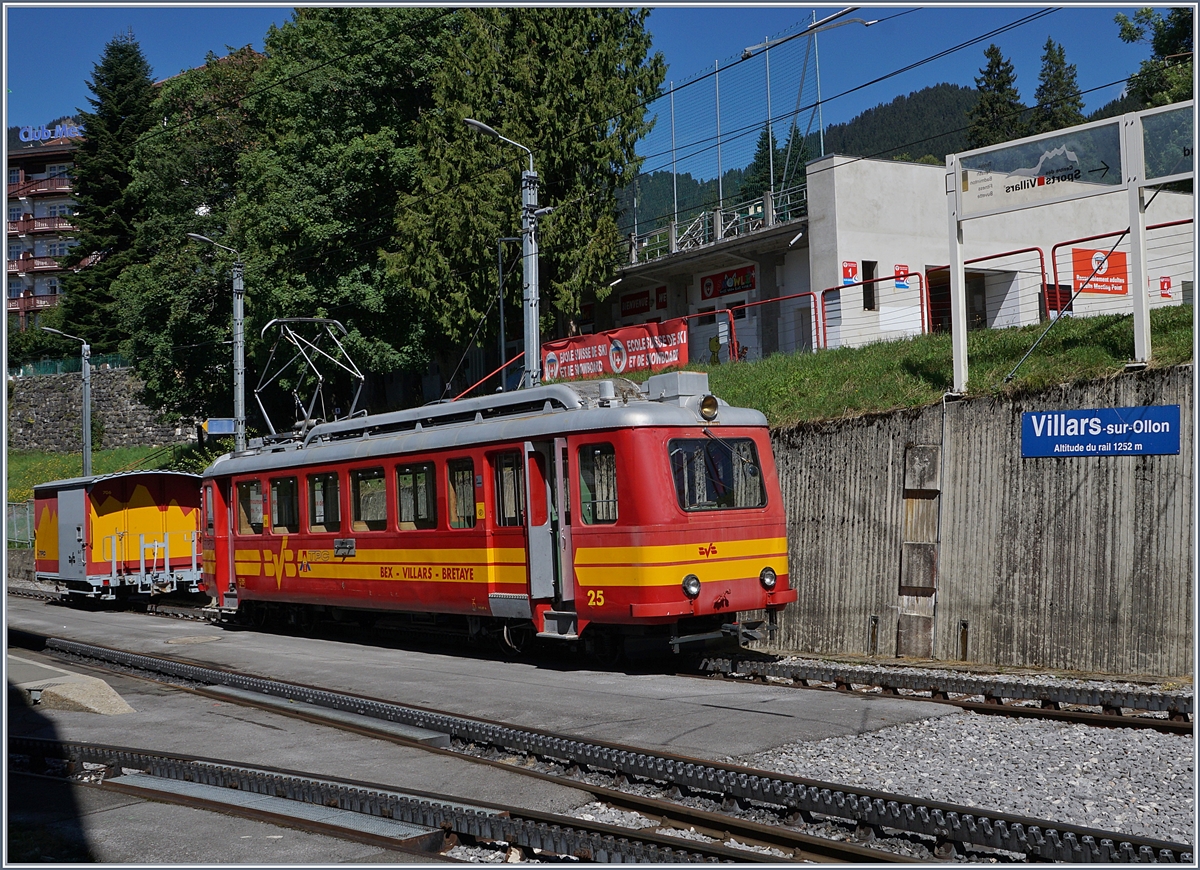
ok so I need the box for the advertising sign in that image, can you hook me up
[542,317,689,379]
[1021,405,1180,457]
[620,288,651,318]
[1160,276,1172,298]
[957,120,1124,219]
[1072,248,1128,295]
[701,265,755,300]
[894,264,909,290]
[841,261,858,286]
[655,285,668,310]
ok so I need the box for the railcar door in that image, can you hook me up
[58,486,86,587]
[524,439,574,609]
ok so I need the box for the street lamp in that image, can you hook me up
[496,236,521,392]
[186,232,246,452]
[464,118,545,388]
[41,326,91,477]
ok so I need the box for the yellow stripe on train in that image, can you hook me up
[574,537,788,568]
[576,555,787,588]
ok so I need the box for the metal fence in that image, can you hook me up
[7,353,129,379]
[7,501,34,547]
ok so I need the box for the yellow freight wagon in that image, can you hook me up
[34,471,203,601]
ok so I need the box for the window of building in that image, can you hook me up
[493,453,525,528]
[47,240,71,258]
[862,260,877,311]
[447,459,476,529]
[350,467,387,532]
[7,168,19,185]
[396,463,436,529]
[8,206,22,222]
[579,443,618,524]
[34,277,59,297]
[236,480,263,534]
[47,203,73,218]
[46,164,71,178]
[668,438,766,511]
[270,477,300,534]
[8,243,24,262]
[307,472,341,533]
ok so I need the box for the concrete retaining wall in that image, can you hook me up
[7,368,189,452]
[770,365,1192,677]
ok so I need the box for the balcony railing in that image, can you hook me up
[7,216,75,236]
[6,256,63,274]
[7,176,72,197]
[7,294,60,315]
[628,182,808,266]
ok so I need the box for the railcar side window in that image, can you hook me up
[668,437,766,511]
[447,459,476,529]
[493,453,525,527]
[236,480,263,534]
[308,472,341,533]
[397,463,436,530]
[579,443,618,524]
[270,477,300,534]
[204,485,214,535]
[351,468,388,532]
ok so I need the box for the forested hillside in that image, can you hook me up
[822,83,979,162]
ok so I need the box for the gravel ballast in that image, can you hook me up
[739,710,1195,845]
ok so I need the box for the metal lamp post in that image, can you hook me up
[464,118,544,388]
[186,232,246,452]
[41,326,91,476]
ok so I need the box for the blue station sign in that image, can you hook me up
[1022,405,1180,457]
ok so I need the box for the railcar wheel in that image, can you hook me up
[589,631,625,667]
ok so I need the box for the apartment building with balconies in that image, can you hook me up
[7,122,84,330]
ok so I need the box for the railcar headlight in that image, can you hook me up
[699,394,719,421]
[682,574,701,598]
[759,566,778,591]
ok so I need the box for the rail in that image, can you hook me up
[729,290,822,350]
[819,272,926,350]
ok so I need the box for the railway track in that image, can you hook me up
[32,635,1196,863]
[701,656,1193,735]
[9,737,800,863]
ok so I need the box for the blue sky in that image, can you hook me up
[5,5,1161,166]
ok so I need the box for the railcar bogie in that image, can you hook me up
[200,372,795,654]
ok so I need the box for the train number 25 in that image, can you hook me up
[587,589,605,607]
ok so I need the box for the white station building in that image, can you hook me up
[605,104,1194,366]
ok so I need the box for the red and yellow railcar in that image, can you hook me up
[200,372,794,654]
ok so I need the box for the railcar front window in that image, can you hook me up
[579,443,618,524]
[448,459,476,529]
[351,468,388,532]
[668,437,766,511]
[236,480,263,534]
[270,477,300,534]
[397,463,436,530]
[204,485,214,535]
[308,473,341,533]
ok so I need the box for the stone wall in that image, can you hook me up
[6,368,191,452]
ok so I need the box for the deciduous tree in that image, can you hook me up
[1116,7,1193,107]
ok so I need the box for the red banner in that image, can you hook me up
[620,288,651,317]
[542,317,689,379]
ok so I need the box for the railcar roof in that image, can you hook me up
[205,375,768,478]
[32,469,202,495]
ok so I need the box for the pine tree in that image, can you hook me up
[59,30,156,354]
[1029,38,1085,135]
[740,124,782,201]
[966,44,1026,149]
